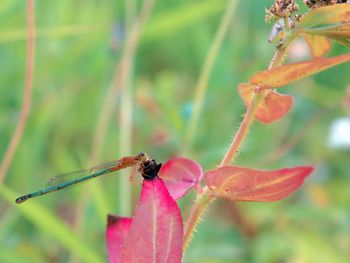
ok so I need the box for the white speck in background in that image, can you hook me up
[328,118,350,149]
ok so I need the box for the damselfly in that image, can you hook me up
[15,152,162,204]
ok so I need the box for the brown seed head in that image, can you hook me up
[266,0,299,22]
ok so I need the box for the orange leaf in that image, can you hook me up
[304,35,331,58]
[237,83,293,123]
[205,165,314,202]
[299,4,350,39]
[249,53,350,89]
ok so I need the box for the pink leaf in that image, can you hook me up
[121,177,183,262]
[238,83,294,123]
[205,165,314,202]
[106,215,132,263]
[158,157,203,200]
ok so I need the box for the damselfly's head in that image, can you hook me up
[136,152,148,162]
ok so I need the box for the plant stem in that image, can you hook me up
[183,92,264,249]
[184,0,238,153]
[283,16,290,32]
[183,32,291,251]
[220,92,265,166]
[0,0,35,186]
[118,0,136,217]
[183,186,213,248]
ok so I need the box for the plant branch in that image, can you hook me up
[0,0,35,186]
[184,0,238,153]
[220,92,265,166]
[183,28,292,251]
[117,0,137,217]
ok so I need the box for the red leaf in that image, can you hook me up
[237,83,294,123]
[250,54,350,89]
[205,165,314,202]
[159,157,203,200]
[304,35,331,58]
[106,215,132,263]
[121,177,183,262]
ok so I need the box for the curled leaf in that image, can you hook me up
[250,53,350,89]
[159,157,203,200]
[106,215,132,263]
[121,177,183,262]
[304,35,331,58]
[237,83,294,123]
[205,165,314,202]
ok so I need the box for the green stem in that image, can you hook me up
[184,0,238,153]
[283,16,290,32]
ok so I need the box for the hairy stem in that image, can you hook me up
[183,187,213,248]
[220,92,265,166]
[183,30,292,251]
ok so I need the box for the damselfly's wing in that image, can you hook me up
[45,160,121,187]
[15,153,148,204]
[45,153,147,187]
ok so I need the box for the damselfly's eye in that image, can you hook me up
[138,152,145,157]
[137,152,148,161]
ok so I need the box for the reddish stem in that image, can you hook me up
[0,0,35,185]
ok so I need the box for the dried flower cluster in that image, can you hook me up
[266,0,299,22]
[304,0,349,9]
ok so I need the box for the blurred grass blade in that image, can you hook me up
[142,0,226,41]
[0,25,99,44]
[0,250,42,263]
[0,185,104,263]
[184,0,238,151]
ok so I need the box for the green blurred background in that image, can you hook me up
[1,0,349,262]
